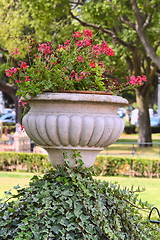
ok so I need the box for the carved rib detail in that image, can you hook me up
[23,114,124,148]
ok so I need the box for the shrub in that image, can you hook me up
[94,155,160,177]
[0,152,160,178]
[0,152,50,172]
[0,158,159,240]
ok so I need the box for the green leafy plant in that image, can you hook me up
[94,155,160,178]
[5,29,147,99]
[0,152,50,172]
[0,155,159,240]
[0,152,160,178]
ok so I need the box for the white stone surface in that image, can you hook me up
[22,93,128,167]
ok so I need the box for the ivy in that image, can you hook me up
[0,155,159,239]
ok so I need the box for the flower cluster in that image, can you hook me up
[6,29,147,98]
[128,75,147,85]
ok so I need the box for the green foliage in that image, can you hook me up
[94,156,160,178]
[0,0,73,53]
[0,158,159,239]
[0,152,50,172]
[0,0,32,53]
[0,152,160,178]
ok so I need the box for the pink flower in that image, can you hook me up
[15,80,22,83]
[77,55,84,62]
[84,38,92,46]
[70,70,79,81]
[64,39,70,46]
[11,48,20,55]
[91,42,114,56]
[18,99,27,106]
[98,61,105,67]
[19,61,28,69]
[6,67,18,77]
[80,71,87,79]
[58,44,66,50]
[101,41,114,56]
[72,31,81,38]
[75,38,92,47]
[92,44,102,56]
[24,76,31,82]
[75,40,84,47]
[82,29,93,38]
[38,43,51,54]
[128,75,147,85]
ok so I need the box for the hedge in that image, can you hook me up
[94,155,160,178]
[0,152,50,172]
[0,152,159,177]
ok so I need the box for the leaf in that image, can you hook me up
[13,184,21,190]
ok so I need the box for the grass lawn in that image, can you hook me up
[0,172,40,199]
[102,132,160,158]
[95,176,160,210]
[0,172,160,211]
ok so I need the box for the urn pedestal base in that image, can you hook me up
[44,147,103,168]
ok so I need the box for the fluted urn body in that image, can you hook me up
[22,92,128,167]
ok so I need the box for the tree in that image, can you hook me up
[130,0,160,69]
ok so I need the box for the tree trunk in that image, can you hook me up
[135,88,152,146]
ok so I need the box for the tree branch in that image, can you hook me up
[143,14,152,29]
[0,46,9,53]
[130,0,160,69]
[120,15,135,30]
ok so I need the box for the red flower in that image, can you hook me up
[77,55,84,62]
[92,44,102,56]
[89,61,96,68]
[38,43,51,54]
[101,41,114,56]
[11,48,20,55]
[75,39,92,47]
[18,99,27,106]
[82,29,93,38]
[72,31,81,38]
[70,70,79,81]
[84,38,92,46]
[75,40,84,47]
[64,39,70,46]
[80,71,87,79]
[24,76,31,82]
[15,80,22,83]
[6,67,18,77]
[20,125,25,131]
[58,44,66,50]
[19,61,28,69]
[128,75,147,85]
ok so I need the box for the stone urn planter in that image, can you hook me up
[22,92,128,167]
